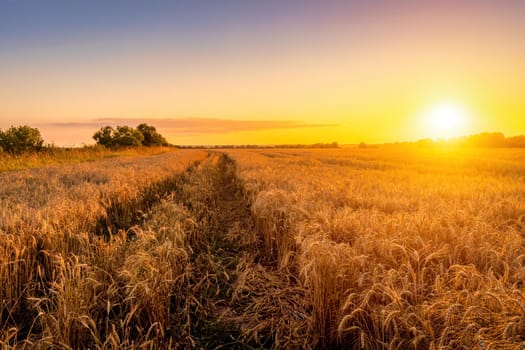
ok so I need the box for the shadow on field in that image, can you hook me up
[94,159,202,240]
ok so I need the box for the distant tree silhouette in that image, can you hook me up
[505,135,525,148]
[113,126,144,146]
[463,132,506,147]
[410,132,525,148]
[93,124,168,148]
[92,126,116,147]
[416,138,434,147]
[0,125,44,154]
[137,123,168,146]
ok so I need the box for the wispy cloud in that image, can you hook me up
[41,117,337,135]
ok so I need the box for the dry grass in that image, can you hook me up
[0,146,176,172]
[1,149,293,349]
[0,150,208,348]
[3,145,525,348]
[227,146,525,349]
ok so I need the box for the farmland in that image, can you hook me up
[1,146,525,349]
[228,146,525,349]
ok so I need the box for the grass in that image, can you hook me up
[2,145,525,348]
[0,149,208,348]
[227,146,525,349]
[0,146,176,172]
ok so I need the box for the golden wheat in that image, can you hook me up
[227,146,525,349]
[0,150,207,348]
[3,146,525,348]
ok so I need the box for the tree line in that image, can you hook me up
[179,142,339,149]
[0,123,169,154]
[92,124,168,148]
[413,132,525,148]
[2,125,525,155]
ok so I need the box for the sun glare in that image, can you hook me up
[421,102,470,139]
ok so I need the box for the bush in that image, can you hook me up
[0,125,44,154]
[93,124,169,148]
[92,126,115,148]
[113,126,145,146]
[137,123,168,146]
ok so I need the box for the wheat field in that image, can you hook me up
[227,146,525,349]
[1,146,525,349]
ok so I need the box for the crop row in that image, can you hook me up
[228,147,525,349]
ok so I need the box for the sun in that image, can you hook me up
[421,102,470,139]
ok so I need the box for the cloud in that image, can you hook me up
[41,117,337,135]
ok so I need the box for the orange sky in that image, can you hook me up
[0,1,524,145]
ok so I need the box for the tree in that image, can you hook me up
[113,126,144,146]
[464,132,505,147]
[137,123,168,146]
[92,124,167,148]
[507,135,525,148]
[0,125,44,154]
[93,126,116,147]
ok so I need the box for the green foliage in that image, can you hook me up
[114,125,144,146]
[0,125,44,154]
[92,126,115,147]
[93,124,168,148]
[137,123,168,146]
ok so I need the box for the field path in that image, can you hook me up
[179,153,261,348]
[181,153,312,349]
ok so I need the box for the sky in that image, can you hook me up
[1,0,524,146]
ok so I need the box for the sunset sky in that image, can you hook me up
[1,0,524,146]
